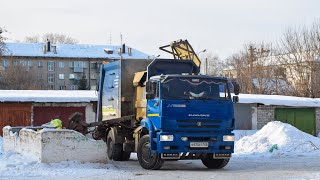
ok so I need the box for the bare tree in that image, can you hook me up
[0,27,6,56]
[201,53,225,76]
[225,42,289,95]
[25,33,78,44]
[277,21,320,97]
[0,58,45,90]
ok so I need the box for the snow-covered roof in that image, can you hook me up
[237,93,320,107]
[0,90,97,103]
[2,42,152,59]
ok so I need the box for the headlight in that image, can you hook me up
[160,135,174,141]
[223,135,235,142]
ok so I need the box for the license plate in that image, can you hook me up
[190,142,208,148]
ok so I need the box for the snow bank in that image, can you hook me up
[235,121,320,156]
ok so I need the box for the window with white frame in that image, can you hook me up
[90,74,97,79]
[69,74,75,79]
[38,61,43,67]
[48,61,55,71]
[37,73,43,80]
[13,60,18,66]
[48,73,55,83]
[73,61,84,73]
[48,85,55,90]
[2,60,9,68]
[59,74,64,80]
[27,60,33,67]
[59,61,64,68]
[70,85,77,90]
[59,85,66,90]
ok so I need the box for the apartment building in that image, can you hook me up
[0,41,151,90]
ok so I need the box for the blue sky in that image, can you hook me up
[0,0,319,59]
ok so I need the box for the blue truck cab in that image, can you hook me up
[135,58,237,169]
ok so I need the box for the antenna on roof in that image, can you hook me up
[120,33,123,45]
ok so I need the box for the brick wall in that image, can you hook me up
[257,105,276,129]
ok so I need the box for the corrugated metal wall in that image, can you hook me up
[0,103,32,135]
[33,106,86,128]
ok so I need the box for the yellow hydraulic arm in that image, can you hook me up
[159,39,201,68]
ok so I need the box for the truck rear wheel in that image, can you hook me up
[107,130,123,161]
[201,154,230,169]
[137,135,164,170]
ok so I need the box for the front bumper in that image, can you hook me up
[156,132,234,154]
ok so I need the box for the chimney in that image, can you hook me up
[46,39,51,52]
[52,46,57,54]
[122,44,125,54]
[43,45,47,54]
[128,47,132,56]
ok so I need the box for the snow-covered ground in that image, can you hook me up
[1,121,320,179]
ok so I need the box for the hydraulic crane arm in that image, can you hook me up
[159,39,201,68]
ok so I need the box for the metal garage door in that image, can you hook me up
[33,106,86,128]
[275,108,316,135]
[0,103,32,135]
[233,103,252,130]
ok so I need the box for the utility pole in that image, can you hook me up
[248,45,270,94]
[248,45,255,94]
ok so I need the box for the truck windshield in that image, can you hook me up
[161,77,230,100]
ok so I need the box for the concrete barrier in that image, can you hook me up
[3,126,107,163]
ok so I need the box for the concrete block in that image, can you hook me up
[3,126,107,163]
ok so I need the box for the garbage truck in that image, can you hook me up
[70,39,239,170]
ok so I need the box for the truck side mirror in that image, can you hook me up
[146,81,155,99]
[234,83,240,95]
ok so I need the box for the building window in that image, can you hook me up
[48,85,55,90]
[38,61,43,67]
[13,60,18,66]
[37,73,43,80]
[69,61,74,68]
[69,74,75,79]
[59,62,64,68]
[70,85,77,90]
[59,85,66,90]
[48,73,55,83]
[74,61,84,73]
[90,74,97,79]
[59,74,65,80]
[48,61,55,71]
[27,60,33,67]
[2,60,9,68]
[90,62,98,69]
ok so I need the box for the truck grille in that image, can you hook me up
[176,120,222,130]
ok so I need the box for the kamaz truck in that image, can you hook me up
[72,40,239,170]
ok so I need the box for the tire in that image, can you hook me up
[137,135,164,170]
[106,130,123,161]
[201,153,230,169]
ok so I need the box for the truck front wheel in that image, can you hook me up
[201,154,230,169]
[137,135,164,170]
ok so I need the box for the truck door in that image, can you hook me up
[147,82,161,129]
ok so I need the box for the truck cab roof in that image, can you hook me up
[149,74,229,82]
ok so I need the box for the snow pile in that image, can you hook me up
[235,121,320,156]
